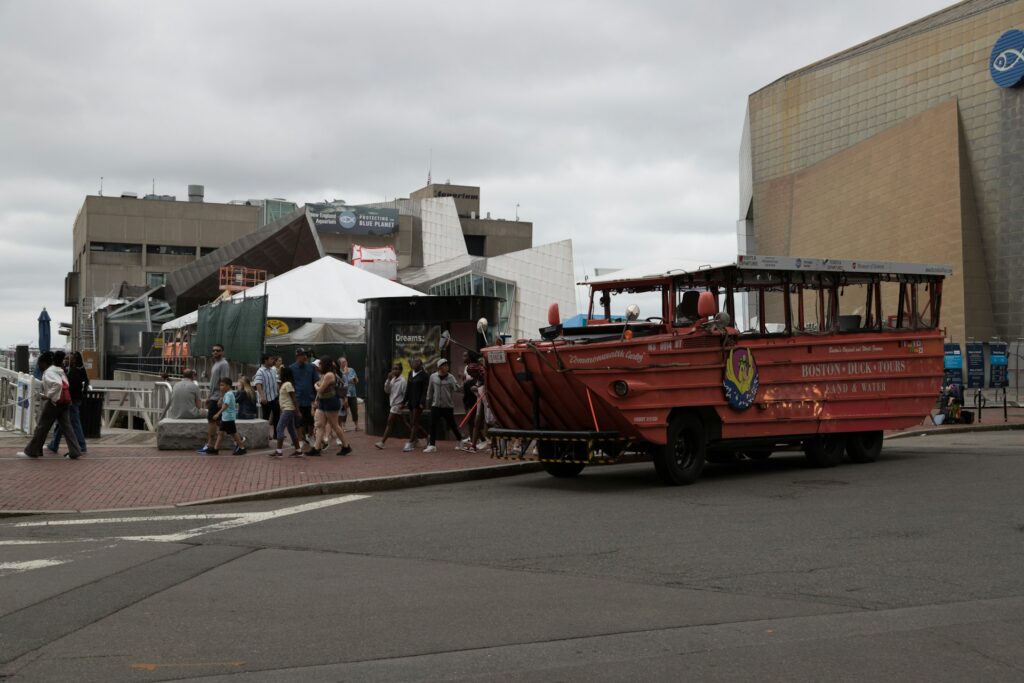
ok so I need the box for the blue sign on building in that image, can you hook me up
[990,29,1024,88]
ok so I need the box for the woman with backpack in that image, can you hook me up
[307,356,352,456]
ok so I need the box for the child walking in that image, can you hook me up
[209,377,247,455]
[273,366,303,457]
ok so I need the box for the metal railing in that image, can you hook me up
[0,367,41,434]
[90,380,173,432]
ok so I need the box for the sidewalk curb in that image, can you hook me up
[176,462,545,507]
[0,462,545,517]
[886,422,1024,440]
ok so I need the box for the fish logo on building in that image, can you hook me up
[338,211,357,229]
[723,348,759,410]
[990,29,1024,88]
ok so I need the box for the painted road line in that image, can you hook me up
[0,559,68,574]
[117,495,371,543]
[0,539,102,546]
[13,514,241,527]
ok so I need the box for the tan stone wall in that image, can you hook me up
[747,0,1024,342]
[753,100,981,342]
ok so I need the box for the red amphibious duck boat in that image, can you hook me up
[484,255,951,485]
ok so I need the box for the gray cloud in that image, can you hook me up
[0,0,952,346]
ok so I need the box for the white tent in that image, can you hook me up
[163,256,425,331]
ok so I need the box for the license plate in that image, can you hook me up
[487,350,507,364]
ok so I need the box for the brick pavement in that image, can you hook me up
[2,407,1020,514]
[0,425,503,513]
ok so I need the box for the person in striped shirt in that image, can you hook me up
[253,354,280,441]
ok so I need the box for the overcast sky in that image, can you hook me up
[0,0,953,348]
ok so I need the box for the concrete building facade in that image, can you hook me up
[740,0,1024,344]
[66,192,260,351]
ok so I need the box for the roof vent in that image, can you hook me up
[121,191,138,199]
[188,184,205,203]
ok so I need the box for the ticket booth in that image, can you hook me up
[363,295,499,437]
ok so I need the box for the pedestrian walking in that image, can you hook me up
[308,356,352,456]
[197,343,230,454]
[289,348,319,450]
[375,363,407,449]
[461,350,483,412]
[47,350,89,454]
[402,357,429,452]
[253,354,280,439]
[273,365,302,457]
[208,377,247,455]
[17,351,83,459]
[424,358,462,453]
[338,356,359,431]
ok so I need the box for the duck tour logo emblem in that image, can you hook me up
[723,348,759,410]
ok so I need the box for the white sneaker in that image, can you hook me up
[16,451,39,459]
[476,441,489,450]
[374,441,384,450]
[460,437,472,446]
[423,445,437,453]
[402,442,414,452]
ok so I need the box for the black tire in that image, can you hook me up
[803,435,845,468]
[846,431,883,463]
[654,414,706,486]
[538,441,586,478]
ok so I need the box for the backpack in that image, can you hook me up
[57,378,72,406]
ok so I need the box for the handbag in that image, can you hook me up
[57,379,72,406]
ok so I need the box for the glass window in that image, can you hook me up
[147,244,196,256]
[89,241,142,253]
[147,272,167,288]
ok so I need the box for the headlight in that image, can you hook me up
[613,380,629,397]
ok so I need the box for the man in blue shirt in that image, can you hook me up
[289,348,319,447]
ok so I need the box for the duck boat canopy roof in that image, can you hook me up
[581,255,953,288]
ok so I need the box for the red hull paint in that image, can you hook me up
[486,330,943,446]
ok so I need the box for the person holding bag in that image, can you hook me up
[18,351,83,460]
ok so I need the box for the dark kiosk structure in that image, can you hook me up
[363,295,500,437]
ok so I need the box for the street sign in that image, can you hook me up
[989,342,1009,388]
[966,342,984,388]
[943,343,963,387]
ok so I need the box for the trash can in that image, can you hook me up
[81,390,103,439]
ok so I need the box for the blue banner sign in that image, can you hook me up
[965,342,984,388]
[989,342,1009,388]
[943,343,963,387]
[307,203,399,236]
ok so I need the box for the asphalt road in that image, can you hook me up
[1,431,1023,682]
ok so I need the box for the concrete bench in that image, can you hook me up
[156,418,270,450]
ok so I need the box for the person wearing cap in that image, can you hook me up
[423,357,462,453]
[289,348,319,449]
